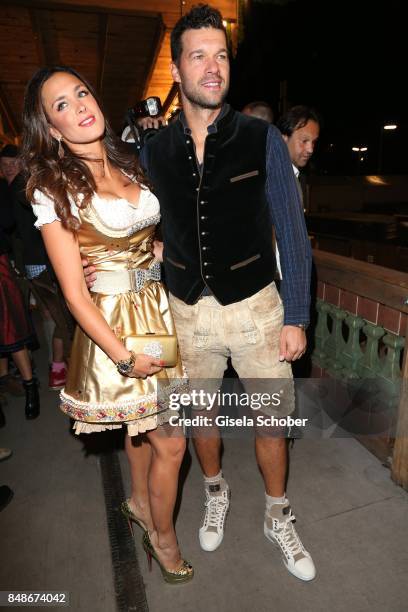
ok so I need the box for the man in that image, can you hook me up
[274,106,320,277]
[277,107,320,377]
[276,105,320,181]
[242,100,274,123]
[86,4,315,581]
[143,5,314,582]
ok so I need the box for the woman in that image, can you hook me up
[0,152,39,419]
[22,66,192,583]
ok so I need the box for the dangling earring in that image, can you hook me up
[57,136,64,159]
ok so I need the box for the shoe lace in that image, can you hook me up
[203,492,228,530]
[273,513,305,558]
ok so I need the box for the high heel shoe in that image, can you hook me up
[142,531,194,584]
[121,500,148,535]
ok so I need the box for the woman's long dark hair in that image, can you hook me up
[22,65,149,231]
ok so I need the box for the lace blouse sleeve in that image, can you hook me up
[32,189,80,229]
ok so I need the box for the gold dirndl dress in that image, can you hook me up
[57,189,187,435]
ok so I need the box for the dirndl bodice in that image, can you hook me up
[57,189,186,435]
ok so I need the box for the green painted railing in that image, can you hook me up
[311,250,408,487]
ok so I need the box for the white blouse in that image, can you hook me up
[32,186,160,236]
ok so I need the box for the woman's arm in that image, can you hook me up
[41,221,163,377]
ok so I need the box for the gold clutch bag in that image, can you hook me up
[123,333,178,367]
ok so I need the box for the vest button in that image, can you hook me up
[205,275,213,280]
[200,215,207,220]
[200,200,207,205]
[188,156,192,160]
[201,231,208,236]
[193,173,197,177]
[186,139,191,144]
[196,187,199,191]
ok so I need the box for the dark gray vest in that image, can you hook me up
[144,108,276,305]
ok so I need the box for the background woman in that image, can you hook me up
[22,65,192,583]
[0,148,39,419]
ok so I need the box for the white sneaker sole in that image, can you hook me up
[199,531,224,552]
[264,525,316,582]
[199,495,230,552]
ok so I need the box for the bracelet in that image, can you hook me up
[116,351,136,376]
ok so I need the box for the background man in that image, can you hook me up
[242,100,274,123]
[276,105,320,180]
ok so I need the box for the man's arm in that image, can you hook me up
[265,125,313,361]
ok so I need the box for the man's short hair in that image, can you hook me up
[242,101,274,124]
[171,4,225,64]
[276,106,321,137]
[0,144,20,158]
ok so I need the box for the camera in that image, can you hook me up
[123,97,165,150]
[131,96,162,120]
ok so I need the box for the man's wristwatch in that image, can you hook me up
[116,352,136,376]
[294,323,309,331]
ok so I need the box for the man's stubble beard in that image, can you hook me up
[180,81,228,111]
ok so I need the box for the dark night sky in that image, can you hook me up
[229,0,407,175]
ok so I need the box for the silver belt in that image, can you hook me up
[90,262,161,294]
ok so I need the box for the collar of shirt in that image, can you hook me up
[292,164,300,178]
[179,103,231,135]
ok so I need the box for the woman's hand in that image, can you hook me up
[126,354,164,379]
[152,240,164,263]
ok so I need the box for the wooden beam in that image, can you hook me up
[29,7,61,65]
[0,84,18,137]
[391,316,408,490]
[0,0,162,20]
[313,250,408,314]
[162,82,178,115]
[96,13,109,94]
[0,129,16,145]
[141,16,165,100]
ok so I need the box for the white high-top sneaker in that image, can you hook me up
[264,499,316,581]
[199,480,230,552]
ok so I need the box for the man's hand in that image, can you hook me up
[137,115,165,130]
[153,240,164,262]
[279,325,307,362]
[82,257,97,289]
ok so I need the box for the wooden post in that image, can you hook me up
[391,317,408,489]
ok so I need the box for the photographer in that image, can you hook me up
[121,96,167,153]
[121,96,171,264]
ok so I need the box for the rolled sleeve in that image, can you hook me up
[265,125,312,325]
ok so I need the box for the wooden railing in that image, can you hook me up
[311,250,408,489]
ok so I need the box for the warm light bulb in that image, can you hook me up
[383,124,397,130]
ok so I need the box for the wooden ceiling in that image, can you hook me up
[0,0,237,145]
